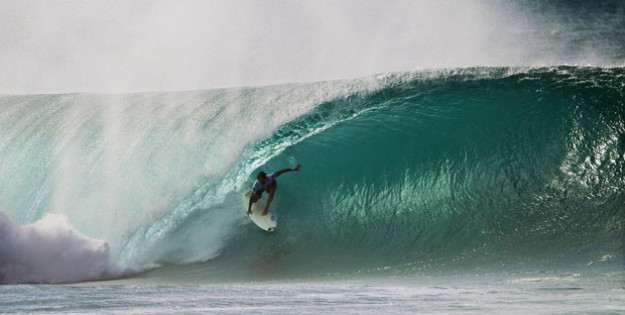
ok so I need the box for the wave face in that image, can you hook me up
[1,67,623,283]
[210,67,625,279]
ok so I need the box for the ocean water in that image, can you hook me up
[2,2,625,313]
[1,271,623,314]
[1,65,623,313]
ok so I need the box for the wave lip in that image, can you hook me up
[0,212,130,284]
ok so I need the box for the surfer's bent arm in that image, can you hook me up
[274,163,301,177]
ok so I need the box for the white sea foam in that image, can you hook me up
[0,212,128,284]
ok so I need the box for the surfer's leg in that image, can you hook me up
[263,183,277,216]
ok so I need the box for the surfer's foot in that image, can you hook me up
[247,210,252,215]
[262,210,268,216]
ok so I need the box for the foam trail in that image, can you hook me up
[0,212,129,284]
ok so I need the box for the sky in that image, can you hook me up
[0,0,622,94]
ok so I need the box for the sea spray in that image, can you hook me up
[0,212,128,284]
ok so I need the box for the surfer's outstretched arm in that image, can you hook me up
[274,163,301,177]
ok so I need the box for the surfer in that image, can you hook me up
[248,163,301,216]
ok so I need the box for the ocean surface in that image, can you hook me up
[2,2,625,313]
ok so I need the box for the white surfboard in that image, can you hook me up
[244,190,277,232]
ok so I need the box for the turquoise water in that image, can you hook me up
[1,67,624,313]
[1,67,623,286]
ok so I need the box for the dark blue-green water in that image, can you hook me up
[210,67,625,280]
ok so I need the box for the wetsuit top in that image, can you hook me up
[252,172,277,196]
